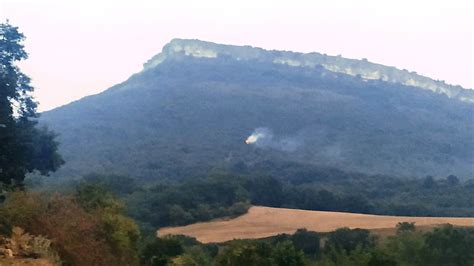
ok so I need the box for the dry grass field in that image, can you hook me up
[158,206,474,243]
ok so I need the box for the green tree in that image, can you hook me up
[272,241,305,266]
[247,175,284,207]
[291,228,320,255]
[216,241,273,266]
[76,183,140,265]
[321,245,372,266]
[367,250,396,266]
[171,246,212,266]
[0,22,63,186]
[384,230,424,266]
[421,225,474,266]
[326,228,375,253]
[76,183,123,212]
[141,237,184,266]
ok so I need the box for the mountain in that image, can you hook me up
[40,39,474,180]
[145,39,474,102]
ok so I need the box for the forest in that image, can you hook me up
[63,170,474,230]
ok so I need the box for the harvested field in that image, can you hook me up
[158,206,474,243]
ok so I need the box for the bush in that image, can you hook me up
[396,222,416,234]
[171,246,212,266]
[326,228,375,253]
[0,191,114,265]
[76,183,140,264]
[8,227,60,263]
[141,237,184,266]
[272,241,305,266]
[291,228,320,255]
[0,190,140,265]
[421,225,474,266]
[216,241,274,266]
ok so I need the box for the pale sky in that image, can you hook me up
[1,0,473,111]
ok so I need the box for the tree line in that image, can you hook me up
[143,223,474,266]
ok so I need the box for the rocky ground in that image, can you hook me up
[0,227,57,266]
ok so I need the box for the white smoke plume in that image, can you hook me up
[245,128,271,145]
[245,127,301,152]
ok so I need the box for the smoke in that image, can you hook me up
[245,128,269,144]
[245,127,301,152]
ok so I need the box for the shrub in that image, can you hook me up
[396,222,416,234]
[326,228,375,253]
[291,228,320,255]
[0,191,139,265]
[141,237,184,266]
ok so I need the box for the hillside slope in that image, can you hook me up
[158,206,474,243]
[41,39,474,180]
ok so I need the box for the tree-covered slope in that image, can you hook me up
[41,40,474,180]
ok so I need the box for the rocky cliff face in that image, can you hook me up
[144,39,473,102]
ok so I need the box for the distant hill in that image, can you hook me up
[41,39,474,180]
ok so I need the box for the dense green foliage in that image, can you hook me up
[120,173,473,228]
[39,168,471,260]
[122,174,250,228]
[215,240,305,266]
[141,225,474,266]
[0,22,63,186]
[56,171,472,229]
[41,40,474,181]
[141,236,184,266]
[326,228,376,253]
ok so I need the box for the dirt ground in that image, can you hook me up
[158,206,474,243]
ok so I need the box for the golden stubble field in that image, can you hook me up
[158,206,474,243]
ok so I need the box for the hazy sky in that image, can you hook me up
[1,0,473,111]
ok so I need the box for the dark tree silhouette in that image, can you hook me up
[0,22,63,186]
[446,175,459,186]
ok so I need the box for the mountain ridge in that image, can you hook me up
[40,39,474,180]
[142,38,473,102]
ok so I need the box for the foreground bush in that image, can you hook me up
[216,240,305,266]
[0,190,140,265]
[0,226,61,264]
